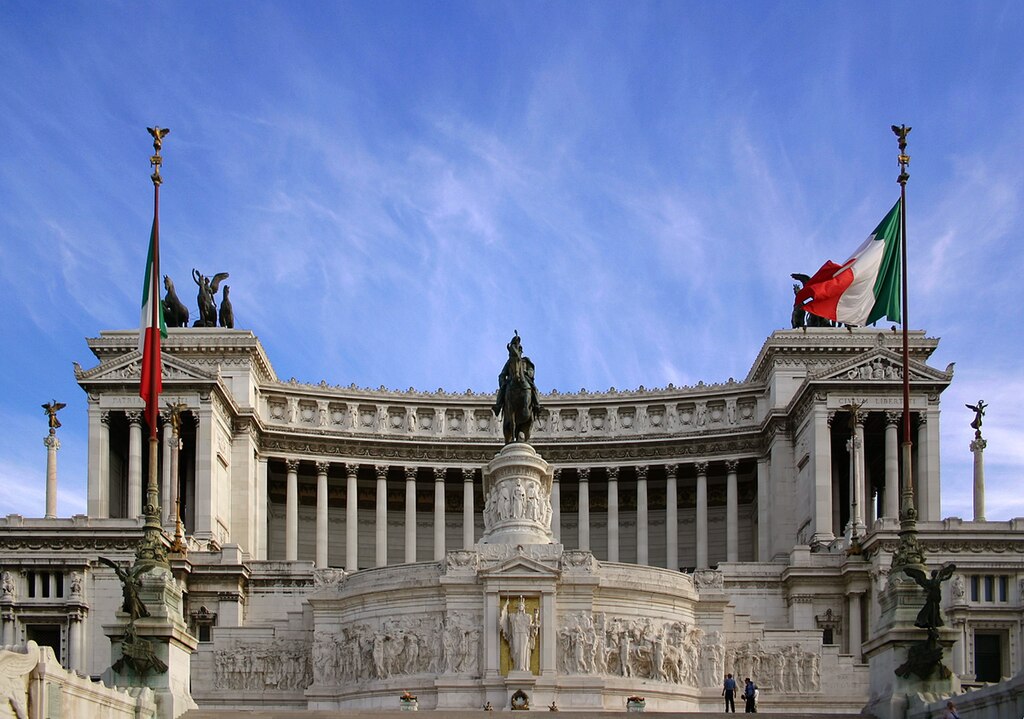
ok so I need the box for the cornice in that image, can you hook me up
[745,328,939,384]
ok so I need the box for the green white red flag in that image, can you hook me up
[139,216,167,433]
[795,199,902,327]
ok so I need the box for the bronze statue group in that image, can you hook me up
[162,268,233,328]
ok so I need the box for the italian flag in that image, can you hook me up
[139,216,167,431]
[795,199,902,327]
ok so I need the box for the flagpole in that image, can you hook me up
[138,127,170,570]
[890,124,924,572]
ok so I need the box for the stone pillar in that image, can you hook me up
[286,459,299,561]
[433,467,446,560]
[345,464,358,572]
[854,413,867,533]
[550,468,561,543]
[484,591,500,677]
[926,409,942,520]
[636,465,649,565]
[916,412,941,521]
[607,467,619,562]
[193,406,215,540]
[952,618,967,675]
[256,456,268,560]
[811,405,834,544]
[884,412,900,519]
[462,468,474,549]
[87,404,107,518]
[127,410,144,518]
[756,458,769,561]
[316,461,329,568]
[160,415,172,523]
[695,461,709,569]
[848,592,863,662]
[68,612,83,674]
[44,433,60,518]
[405,466,417,563]
[665,463,678,571]
[725,460,738,563]
[376,465,389,567]
[577,467,590,551]
[971,436,987,521]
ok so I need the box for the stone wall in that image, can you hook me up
[0,641,154,719]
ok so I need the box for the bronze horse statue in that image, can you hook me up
[493,333,540,444]
[162,275,189,327]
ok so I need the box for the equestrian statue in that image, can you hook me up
[492,331,542,444]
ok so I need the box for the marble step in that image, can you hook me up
[181,711,865,718]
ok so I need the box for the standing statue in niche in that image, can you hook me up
[162,275,190,327]
[192,269,229,327]
[492,331,542,444]
[500,595,540,673]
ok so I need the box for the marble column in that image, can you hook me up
[921,410,942,521]
[433,467,445,560]
[285,459,299,561]
[665,463,678,571]
[725,460,738,563]
[160,415,172,523]
[854,413,867,534]
[316,461,329,568]
[87,404,107,518]
[607,467,619,562]
[884,412,900,519]
[971,436,987,521]
[811,406,834,544]
[462,468,475,548]
[405,467,417,563]
[848,592,863,662]
[636,465,649,566]
[756,458,769,561]
[551,468,561,543]
[127,411,144,518]
[345,464,358,572]
[695,461,709,569]
[256,456,268,560]
[577,467,591,551]
[68,612,83,674]
[376,465,389,567]
[44,433,60,519]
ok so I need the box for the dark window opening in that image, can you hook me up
[26,625,62,663]
[974,633,1002,683]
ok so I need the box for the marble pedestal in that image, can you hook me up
[862,576,960,719]
[104,566,198,719]
[480,442,554,546]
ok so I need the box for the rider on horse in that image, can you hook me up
[493,332,542,423]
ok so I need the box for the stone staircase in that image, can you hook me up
[181,712,866,718]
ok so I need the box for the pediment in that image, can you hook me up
[477,552,561,579]
[810,347,952,384]
[76,351,218,384]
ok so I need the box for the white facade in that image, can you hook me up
[1,325,1022,713]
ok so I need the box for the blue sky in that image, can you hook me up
[1,2,1021,520]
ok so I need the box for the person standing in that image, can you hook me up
[942,700,960,719]
[743,677,758,713]
[722,673,737,712]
